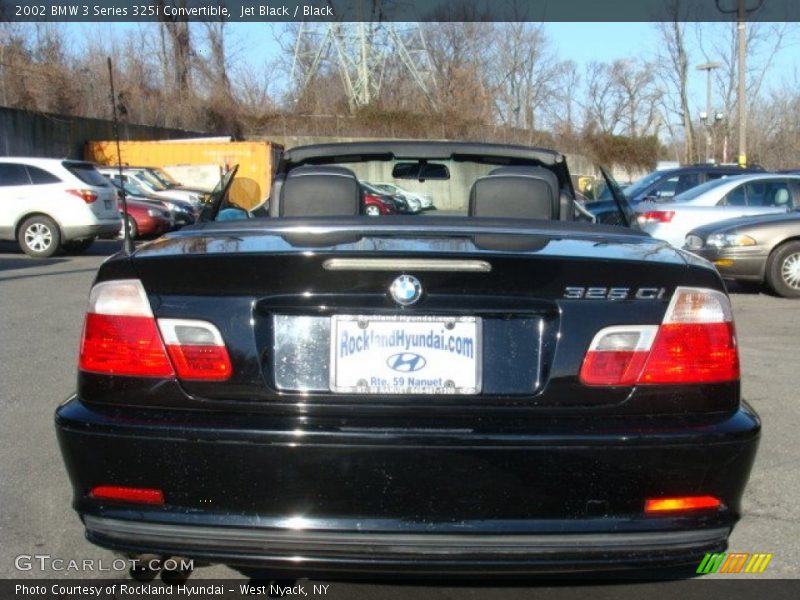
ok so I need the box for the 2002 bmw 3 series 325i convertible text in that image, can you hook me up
[56,142,760,578]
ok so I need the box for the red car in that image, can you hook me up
[362,190,398,216]
[119,199,172,239]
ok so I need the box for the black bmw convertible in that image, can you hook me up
[55,142,760,578]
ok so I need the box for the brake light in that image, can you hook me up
[80,280,174,377]
[645,496,721,514]
[79,280,231,381]
[67,189,98,204]
[580,287,739,386]
[637,210,674,224]
[90,485,165,505]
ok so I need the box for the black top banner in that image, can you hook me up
[1,0,800,23]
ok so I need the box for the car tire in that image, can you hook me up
[62,238,95,254]
[119,216,138,240]
[365,205,381,216]
[766,241,800,298]
[17,215,61,258]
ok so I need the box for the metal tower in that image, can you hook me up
[290,21,438,112]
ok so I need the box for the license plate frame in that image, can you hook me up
[330,315,481,395]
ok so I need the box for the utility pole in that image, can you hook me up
[716,0,764,167]
[736,0,747,166]
[697,62,721,163]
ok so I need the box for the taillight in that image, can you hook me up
[79,279,231,381]
[637,210,674,224]
[158,319,232,380]
[578,326,658,385]
[580,287,739,386]
[67,189,98,204]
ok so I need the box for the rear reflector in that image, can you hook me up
[645,496,721,514]
[580,287,739,386]
[90,485,165,505]
[79,280,231,381]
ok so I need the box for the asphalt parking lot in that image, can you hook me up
[1,240,798,593]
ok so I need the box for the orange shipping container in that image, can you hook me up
[85,140,283,209]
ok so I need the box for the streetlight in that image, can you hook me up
[697,61,721,163]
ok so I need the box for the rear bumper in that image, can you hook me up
[55,398,760,575]
[62,220,122,241]
[84,515,730,576]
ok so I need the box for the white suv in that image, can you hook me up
[0,158,120,257]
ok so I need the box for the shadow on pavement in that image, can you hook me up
[0,255,69,272]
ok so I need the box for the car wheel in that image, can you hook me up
[119,216,138,240]
[365,205,381,216]
[766,241,800,298]
[62,238,95,254]
[18,215,61,258]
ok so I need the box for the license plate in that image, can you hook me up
[104,199,112,209]
[330,316,481,394]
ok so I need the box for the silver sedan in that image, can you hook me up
[635,174,800,247]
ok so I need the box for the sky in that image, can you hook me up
[67,20,799,118]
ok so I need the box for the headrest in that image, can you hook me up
[278,166,360,217]
[469,166,559,220]
[774,188,789,206]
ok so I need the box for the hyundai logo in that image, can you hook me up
[387,352,427,373]
[389,275,422,306]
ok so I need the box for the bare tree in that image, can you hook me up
[423,22,495,123]
[490,22,562,132]
[156,1,193,126]
[582,61,624,134]
[655,12,697,164]
[610,59,660,138]
[551,59,580,135]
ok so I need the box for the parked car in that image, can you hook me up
[625,164,765,204]
[0,158,120,257]
[371,181,434,210]
[362,187,398,216]
[685,210,800,297]
[636,174,800,247]
[362,181,420,213]
[589,164,764,225]
[119,199,172,240]
[97,167,202,206]
[106,177,195,229]
[57,141,758,579]
[132,165,209,198]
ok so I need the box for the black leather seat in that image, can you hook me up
[468,166,561,220]
[276,166,361,217]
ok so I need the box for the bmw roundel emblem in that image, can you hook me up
[390,275,422,306]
